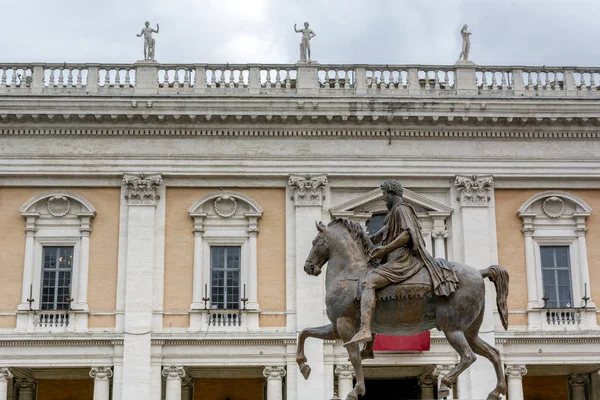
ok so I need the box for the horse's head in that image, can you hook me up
[304,221,330,276]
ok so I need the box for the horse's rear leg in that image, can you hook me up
[465,331,507,399]
[438,330,477,399]
[297,324,338,380]
[337,317,366,400]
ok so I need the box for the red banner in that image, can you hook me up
[373,331,430,352]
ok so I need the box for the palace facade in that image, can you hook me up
[0,60,600,400]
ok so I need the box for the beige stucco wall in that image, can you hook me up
[495,189,600,326]
[164,188,286,328]
[0,187,120,329]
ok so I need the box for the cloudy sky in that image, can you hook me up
[2,0,598,66]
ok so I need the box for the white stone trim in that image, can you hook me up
[518,190,597,330]
[16,191,96,332]
[188,191,263,332]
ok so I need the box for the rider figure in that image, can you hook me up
[345,180,459,347]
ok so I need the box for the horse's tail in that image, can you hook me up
[480,264,509,331]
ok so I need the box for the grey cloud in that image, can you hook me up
[1,0,598,66]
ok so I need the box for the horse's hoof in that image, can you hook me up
[486,394,501,400]
[345,394,358,400]
[300,364,311,380]
[438,385,450,399]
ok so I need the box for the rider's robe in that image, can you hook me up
[374,201,459,296]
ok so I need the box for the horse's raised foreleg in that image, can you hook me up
[438,330,477,399]
[297,324,338,380]
[337,317,366,400]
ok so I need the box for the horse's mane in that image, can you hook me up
[328,218,374,255]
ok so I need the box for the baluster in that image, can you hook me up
[543,71,549,90]
[266,70,272,87]
[590,73,596,90]
[536,71,542,90]
[207,70,214,87]
[434,70,440,90]
[76,69,83,87]
[65,68,72,87]
[56,68,63,87]
[8,67,16,87]
[273,69,280,88]
[285,68,291,88]
[103,69,110,87]
[491,72,497,90]
[554,70,560,90]
[481,71,488,90]
[219,69,226,87]
[333,70,340,89]
[184,69,190,87]
[125,69,131,86]
[527,71,533,90]
[443,70,450,89]
[226,67,232,88]
[501,71,507,90]
[161,70,167,87]
[1,68,6,87]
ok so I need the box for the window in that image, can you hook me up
[41,246,74,310]
[540,246,573,308]
[211,246,241,310]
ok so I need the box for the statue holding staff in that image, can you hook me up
[137,21,160,60]
[458,24,471,61]
[294,22,316,62]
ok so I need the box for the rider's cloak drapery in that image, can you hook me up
[380,201,459,297]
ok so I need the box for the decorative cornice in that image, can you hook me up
[3,126,600,139]
[263,366,286,380]
[89,367,113,380]
[0,339,123,347]
[162,366,185,380]
[123,173,162,206]
[505,364,527,379]
[288,174,328,206]
[454,174,494,207]
[154,339,296,346]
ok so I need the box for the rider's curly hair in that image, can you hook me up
[381,180,403,196]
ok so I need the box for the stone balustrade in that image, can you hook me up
[1,61,600,97]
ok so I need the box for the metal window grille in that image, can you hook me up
[210,246,241,310]
[540,246,573,308]
[41,246,73,310]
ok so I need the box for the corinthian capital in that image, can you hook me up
[454,174,494,206]
[123,174,162,206]
[335,364,355,379]
[288,174,328,206]
[0,368,12,381]
[569,373,590,387]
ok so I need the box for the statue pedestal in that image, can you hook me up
[135,60,159,95]
[454,61,477,96]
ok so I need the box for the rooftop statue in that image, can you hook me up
[297,181,509,400]
[458,24,472,62]
[294,22,316,63]
[137,21,159,61]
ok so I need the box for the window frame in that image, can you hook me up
[209,245,242,310]
[537,244,576,309]
[40,245,76,311]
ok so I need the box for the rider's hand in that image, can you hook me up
[369,246,386,260]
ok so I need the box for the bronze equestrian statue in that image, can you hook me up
[296,181,509,400]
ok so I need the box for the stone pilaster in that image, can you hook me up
[288,174,328,400]
[505,365,527,400]
[432,365,453,400]
[121,174,163,400]
[0,369,12,400]
[15,378,35,400]
[569,374,590,400]
[90,367,113,400]
[418,373,435,400]
[163,367,185,400]
[453,174,498,399]
[334,364,355,400]
[264,366,286,400]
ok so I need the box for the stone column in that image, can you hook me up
[163,367,185,400]
[181,376,193,400]
[431,227,449,259]
[335,365,354,399]
[432,365,453,399]
[453,175,497,399]
[0,369,12,400]
[17,215,37,313]
[289,174,329,400]
[569,374,590,400]
[264,366,286,400]
[120,174,162,400]
[15,378,35,400]
[418,373,435,400]
[90,367,113,400]
[505,365,527,400]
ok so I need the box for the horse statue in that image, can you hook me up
[296,218,509,400]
